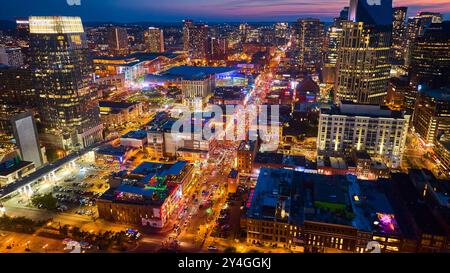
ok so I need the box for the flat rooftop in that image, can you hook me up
[131,161,189,184]
[0,160,33,177]
[94,52,179,67]
[96,145,128,157]
[99,101,138,109]
[121,130,147,140]
[321,102,405,119]
[146,66,237,81]
[247,168,401,233]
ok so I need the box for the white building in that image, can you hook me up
[317,103,410,168]
[181,76,214,110]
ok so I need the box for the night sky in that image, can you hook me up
[1,0,449,22]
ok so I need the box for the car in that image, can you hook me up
[174,226,181,234]
[207,245,218,252]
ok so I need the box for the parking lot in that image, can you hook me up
[2,152,115,219]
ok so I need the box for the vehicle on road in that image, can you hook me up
[208,245,218,252]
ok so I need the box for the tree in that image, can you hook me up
[223,246,237,253]
[31,193,57,210]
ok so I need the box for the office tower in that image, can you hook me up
[317,102,410,168]
[409,22,450,89]
[340,7,350,20]
[11,111,44,168]
[349,0,393,27]
[405,12,443,66]
[15,18,29,41]
[274,22,289,45]
[208,36,228,60]
[0,65,35,107]
[183,20,208,59]
[107,26,128,56]
[386,76,415,113]
[144,27,164,53]
[294,18,325,74]
[29,16,103,150]
[323,24,343,84]
[391,7,408,64]
[183,19,194,51]
[413,86,450,146]
[239,23,251,43]
[335,21,392,104]
[0,46,24,67]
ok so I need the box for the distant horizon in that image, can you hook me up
[1,0,449,23]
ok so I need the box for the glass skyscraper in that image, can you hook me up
[29,16,103,150]
[349,0,393,27]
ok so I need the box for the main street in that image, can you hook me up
[133,45,288,253]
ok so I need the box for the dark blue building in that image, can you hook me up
[349,0,393,27]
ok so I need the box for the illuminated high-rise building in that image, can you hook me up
[0,65,35,107]
[274,22,289,45]
[349,0,393,27]
[335,21,392,104]
[15,18,29,42]
[239,23,251,43]
[335,0,392,104]
[294,18,325,74]
[391,7,408,64]
[183,19,194,51]
[413,86,450,146]
[29,16,103,150]
[144,27,164,53]
[339,7,350,21]
[323,24,343,84]
[107,26,129,56]
[405,12,443,66]
[208,37,228,60]
[182,19,208,59]
[409,22,450,89]
[323,8,348,84]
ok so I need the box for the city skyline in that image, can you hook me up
[1,0,450,257]
[1,0,450,22]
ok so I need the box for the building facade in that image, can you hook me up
[294,18,325,74]
[144,27,164,53]
[335,22,391,104]
[409,22,450,89]
[107,27,129,56]
[412,86,450,146]
[183,20,208,59]
[29,16,103,150]
[391,7,408,64]
[317,103,410,168]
